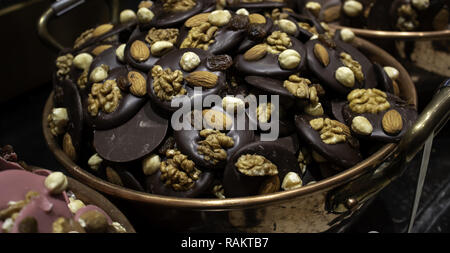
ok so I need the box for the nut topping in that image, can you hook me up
[185,71,218,88]
[335,66,355,88]
[313,43,329,67]
[197,129,235,164]
[208,10,232,26]
[347,88,391,114]
[248,13,266,24]
[185,13,210,27]
[202,109,233,130]
[180,22,218,50]
[150,41,174,56]
[180,51,201,72]
[340,52,364,83]
[151,65,186,101]
[163,0,196,12]
[128,71,147,97]
[309,118,347,144]
[235,154,278,176]
[44,172,68,194]
[92,24,113,37]
[278,49,301,69]
[63,133,77,161]
[56,54,73,80]
[281,172,303,190]
[351,116,373,135]
[130,40,150,62]
[243,44,267,61]
[87,80,122,116]
[266,31,292,54]
[160,149,201,191]
[145,28,179,46]
[382,109,403,135]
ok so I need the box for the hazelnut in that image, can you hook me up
[68,198,85,214]
[51,108,69,126]
[306,2,321,17]
[276,19,297,35]
[236,8,249,16]
[142,154,161,176]
[281,172,303,190]
[137,7,155,23]
[412,0,429,10]
[120,9,137,24]
[89,65,108,83]
[44,172,68,194]
[278,49,301,69]
[208,10,232,26]
[180,51,201,72]
[87,153,103,171]
[343,0,363,17]
[73,53,93,70]
[115,44,126,62]
[383,66,399,81]
[78,210,109,233]
[340,28,355,42]
[150,41,174,56]
[351,116,373,135]
[335,66,355,87]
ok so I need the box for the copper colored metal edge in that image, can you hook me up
[330,24,450,40]
[42,36,417,211]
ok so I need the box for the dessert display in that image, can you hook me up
[0,145,129,233]
[301,0,450,32]
[48,0,418,200]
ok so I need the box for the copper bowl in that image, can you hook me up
[41,36,450,233]
[12,165,136,233]
[39,1,450,233]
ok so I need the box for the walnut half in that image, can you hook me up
[347,88,391,114]
[197,129,235,164]
[235,154,278,176]
[160,149,202,191]
[309,118,348,144]
[151,65,186,101]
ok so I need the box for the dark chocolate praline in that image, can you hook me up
[235,33,307,79]
[173,105,255,170]
[305,38,377,97]
[147,48,227,114]
[82,66,148,130]
[294,114,363,168]
[223,141,301,198]
[93,101,169,163]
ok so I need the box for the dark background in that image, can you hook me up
[0,0,449,233]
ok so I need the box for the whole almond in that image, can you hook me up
[128,71,147,97]
[248,13,266,24]
[244,44,267,61]
[185,13,211,27]
[382,109,403,135]
[185,71,218,88]
[322,5,341,22]
[92,24,113,37]
[130,40,150,62]
[91,45,112,56]
[314,43,329,67]
[63,133,77,161]
[202,109,232,130]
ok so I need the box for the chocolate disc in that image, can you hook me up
[174,106,255,170]
[146,169,214,198]
[83,67,148,130]
[93,101,169,162]
[147,48,227,113]
[294,114,362,168]
[223,141,301,198]
[235,34,307,79]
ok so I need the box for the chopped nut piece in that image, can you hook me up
[180,51,201,71]
[383,66,399,81]
[115,44,126,62]
[235,154,278,176]
[151,65,186,101]
[160,149,201,191]
[48,108,69,136]
[142,154,161,176]
[347,88,391,114]
[145,28,179,46]
[68,198,86,214]
[77,69,88,89]
[309,118,347,144]
[351,116,373,135]
[340,52,364,83]
[264,8,289,21]
[283,75,314,100]
[44,172,68,194]
[297,148,310,175]
[281,172,303,190]
[278,49,301,69]
[256,103,273,123]
[335,66,355,88]
[212,184,226,199]
[87,80,123,116]
[266,31,292,54]
[163,0,196,12]
[87,153,103,171]
[197,129,234,164]
[304,102,324,116]
[180,23,218,50]
[56,54,73,80]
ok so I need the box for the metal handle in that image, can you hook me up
[327,79,450,214]
[37,0,119,52]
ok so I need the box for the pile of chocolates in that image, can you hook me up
[0,145,127,233]
[49,0,418,199]
[303,0,449,31]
